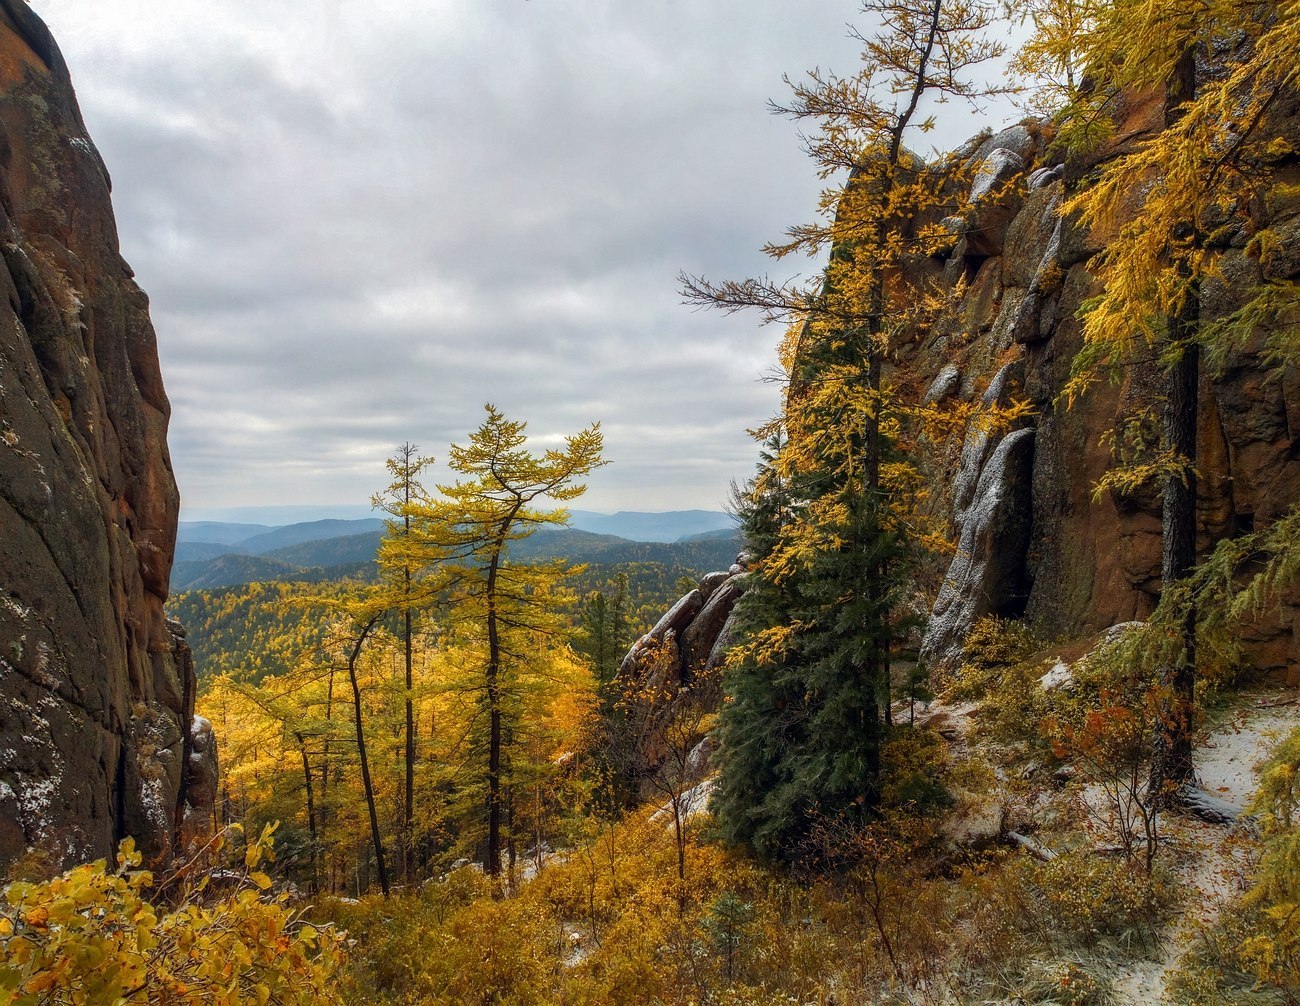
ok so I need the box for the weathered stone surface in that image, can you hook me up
[902,90,1300,673]
[697,570,730,601]
[0,2,198,868]
[185,715,219,826]
[953,361,1026,524]
[1027,164,1063,190]
[613,569,750,792]
[704,609,739,675]
[967,151,1024,259]
[922,429,1037,667]
[964,137,1032,258]
[973,124,1037,164]
[923,363,961,405]
[682,578,744,676]
[616,589,704,683]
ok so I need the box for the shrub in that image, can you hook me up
[1029,853,1169,951]
[880,726,952,813]
[0,831,344,1006]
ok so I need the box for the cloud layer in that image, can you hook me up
[32,1,1010,515]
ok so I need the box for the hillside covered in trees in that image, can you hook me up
[4,1,1300,1004]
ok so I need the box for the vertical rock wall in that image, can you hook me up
[913,93,1300,674]
[0,2,194,869]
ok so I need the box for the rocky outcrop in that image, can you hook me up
[617,557,749,693]
[909,113,1300,674]
[923,427,1037,666]
[612,558,749,794]
[0,2,199,868]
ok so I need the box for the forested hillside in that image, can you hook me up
[169,552,738,683]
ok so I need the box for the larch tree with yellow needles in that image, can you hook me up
[372,442,436,886]
[382,405,604,879]
[1054,0,1300,803]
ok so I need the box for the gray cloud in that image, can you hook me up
[32,0,1014,515]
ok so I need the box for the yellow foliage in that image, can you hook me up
[0,835,344,1006]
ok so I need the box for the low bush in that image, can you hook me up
[0,829,344,1006]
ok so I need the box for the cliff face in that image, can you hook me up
[911,92,1300,675]
[0,2,197,868]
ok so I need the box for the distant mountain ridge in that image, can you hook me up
[179,508,734,546]
[170,513,741,593]
[567,510,735,542]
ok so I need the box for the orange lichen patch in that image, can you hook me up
[0,24,48,91]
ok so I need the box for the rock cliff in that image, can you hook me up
[633,95,1299,698]
[0,2,204,869]
[909,99,1300,675]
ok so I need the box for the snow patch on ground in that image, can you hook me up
[1111,690,1300,1004]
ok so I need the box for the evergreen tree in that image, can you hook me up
[689,0,1006,859]
[575,572,630,687]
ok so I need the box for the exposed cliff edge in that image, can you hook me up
[0,1,209,869]
[910,103,1300,674]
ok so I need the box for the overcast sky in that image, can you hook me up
[30,1,1017,519]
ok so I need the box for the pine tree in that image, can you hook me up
[576,573,630,688]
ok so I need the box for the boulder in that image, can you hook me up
[922,363,961,405]
[682,577,744,676]
[617,589,704,683]
[697,570,731,601]
[965,148,1026,257]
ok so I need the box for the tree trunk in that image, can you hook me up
[297,735,318,894]
[403,602,415,884]
[485,538,506,881]
[402,485,416,886]
[348,615,389,896]
[1151,44,1201,806]
[322,665,335,893]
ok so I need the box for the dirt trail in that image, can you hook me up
[1112,688,1299,1003]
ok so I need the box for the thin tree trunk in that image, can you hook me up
[297,734,318,894]
[403,486,416,886]
[482,504,525,882]
[485,538,506,880]
[323,665,335,892]
[347,615,389,896]
[1151,43,1201,805]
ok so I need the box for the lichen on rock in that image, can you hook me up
[0,0,205,869]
